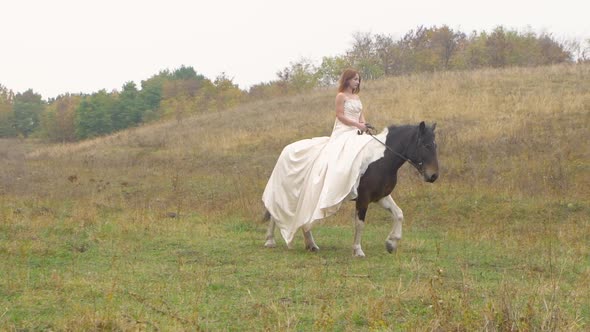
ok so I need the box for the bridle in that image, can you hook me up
[362,130,426,176]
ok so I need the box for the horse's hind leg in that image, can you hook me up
[379,195,404,253]
[302,227,319,252]
[264,211,277,248]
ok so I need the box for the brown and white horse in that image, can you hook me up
[264,121,439,257]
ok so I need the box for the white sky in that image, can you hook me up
[2,0,589,99]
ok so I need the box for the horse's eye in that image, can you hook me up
[424,143,435,150]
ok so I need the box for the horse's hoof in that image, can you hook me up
[306,245,320,252]
[353,248,366,258]
[386,240,397,253]
[264,240,276,248]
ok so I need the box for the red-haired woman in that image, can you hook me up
[263,69,382,249]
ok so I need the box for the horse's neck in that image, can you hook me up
[385,151,407,173]
[385,127,415,171]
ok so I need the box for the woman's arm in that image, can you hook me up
[335,93,366,131]
[359,112,366,125]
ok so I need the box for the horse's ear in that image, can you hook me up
[432,122,437,132]
[419,121,426,134]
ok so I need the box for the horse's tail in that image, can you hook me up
[262,209,271,222]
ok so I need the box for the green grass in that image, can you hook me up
[1,64,589,330]
[1,189,587,330]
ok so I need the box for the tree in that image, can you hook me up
[0,85,16,137]
[347,32,384,79]
[140,70,171,121]
[537,34,572,64]
[160,67,211,117]
[213,73,244,111]
[112,81,143,130]
[463,31,490,69]
[317,56,351,86]
[13,89,44,138]
[75,90,116,139]
[582,38,590,63]
[400,26,465,72]
[486,26,511,67]
[276,58,320,93]
[430,26,466,69]
[40,94,81,142]
[399,26,434,72]
[171,65,203,81]
[373,34,399,76]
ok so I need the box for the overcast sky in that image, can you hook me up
[2,0,589,99]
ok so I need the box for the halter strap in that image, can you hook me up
[366,132,424,175]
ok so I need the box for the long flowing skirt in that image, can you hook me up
[262,128,387,245]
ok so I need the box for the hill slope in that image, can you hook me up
[1,64,589,330]
[12,64,590,211]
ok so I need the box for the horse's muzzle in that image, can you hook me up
[426,173,438,183]
[423,169,438,183]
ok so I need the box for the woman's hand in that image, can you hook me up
[357,122,376,135]
[356,122,368,135]
[357,122,368,132]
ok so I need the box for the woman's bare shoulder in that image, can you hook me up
[335,92,347,103]
[336,92,360,101]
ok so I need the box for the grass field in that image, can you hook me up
[1,64,589,330]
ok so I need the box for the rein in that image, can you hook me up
[364,131,424,175]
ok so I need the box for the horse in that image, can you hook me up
[263,121,439,257]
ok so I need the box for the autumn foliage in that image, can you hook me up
[0,25,587,142]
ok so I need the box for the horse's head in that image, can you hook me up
[413,121,439,183]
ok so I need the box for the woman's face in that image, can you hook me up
[348,74,360,90]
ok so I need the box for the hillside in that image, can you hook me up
[9,64,589,212]
[1,64,589,330]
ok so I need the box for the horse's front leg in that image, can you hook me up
[302,227,319,252]
[353,201,369,257]
[379,195,404,253]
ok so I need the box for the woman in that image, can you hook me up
[262,69,379,246]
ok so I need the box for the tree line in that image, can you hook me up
[1,25,588,142]
[254,26,588,96]
[0,66,243,141]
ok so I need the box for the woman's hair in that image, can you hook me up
[338,69,361,94]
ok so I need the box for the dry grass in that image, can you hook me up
[1,64,589,330]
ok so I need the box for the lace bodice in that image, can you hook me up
[343,99,362,120]
[332,99,363,135]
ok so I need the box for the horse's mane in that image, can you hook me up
[385,123,434,147]
[387,124,417,132]
[387,123,434,135]
[386,124,421,137]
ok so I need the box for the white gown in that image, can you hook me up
[262,99,387,245]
